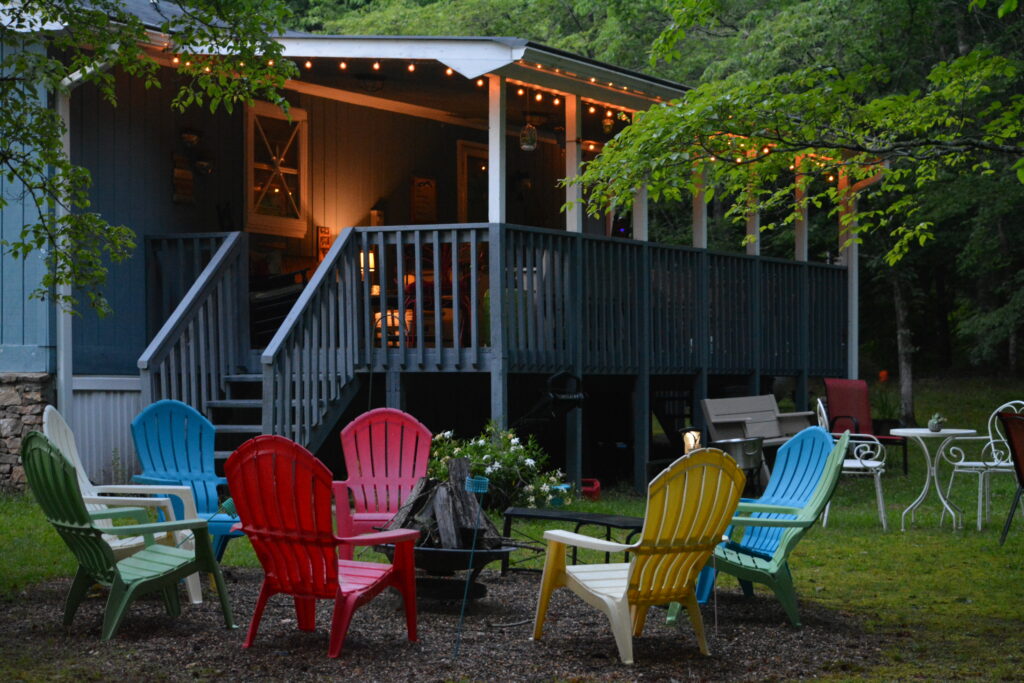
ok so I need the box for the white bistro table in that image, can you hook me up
[894,427,976,531]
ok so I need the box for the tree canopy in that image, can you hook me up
[1,0,296,313]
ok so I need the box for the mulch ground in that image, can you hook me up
[0,565,883,681]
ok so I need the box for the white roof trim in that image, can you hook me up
[276,37,527,79]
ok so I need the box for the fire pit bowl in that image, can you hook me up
[377,544,515,599]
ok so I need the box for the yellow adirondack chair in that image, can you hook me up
[532,449,746,664]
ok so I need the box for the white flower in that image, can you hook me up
[454,447,461,454]
[475,438,486,446]
[485,464,497,475]
[510,436,520,446]
[442,430,454,439]
[524,458,536,467]
[513,443,523,451]
[482,453,490,461]
[540,483,550,493]
[525,484,533,492]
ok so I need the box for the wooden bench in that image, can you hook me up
[701,395,814,448]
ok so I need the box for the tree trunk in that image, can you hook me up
[1010,327,1019,376]
[891,275,917,426]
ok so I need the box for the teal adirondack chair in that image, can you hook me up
[670,426,849,627]
[20,432,235,640]
[131,399,243,560]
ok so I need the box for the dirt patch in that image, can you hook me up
[0,566,883,681]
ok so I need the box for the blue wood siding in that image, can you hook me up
[70,68,243,374]
[0,42,54,373]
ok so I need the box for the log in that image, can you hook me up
[447,458,502,546]
[432,485,459,548]
[386,476,432,531]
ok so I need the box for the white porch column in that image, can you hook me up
[631,186,648,240]
[837,173,859,379]
[56,92,73,418]
[692,166,708,248]
[564,93,583,233]
[487,74,506,223]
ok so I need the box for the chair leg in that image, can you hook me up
[940,470,958,527]
[977,472,986,531]
[162,585,182,617]
[532,541,567,640]
[821,501,831,528]
[607,598,635,665]
[631,604,651,637]
[328,592,360,658]
[63,566,94,627]
[212,535,230,562]
[682,593,710,655]
[1000,487,1023,545]
[770,565,802,627]
[101,579,135,641]
[184,573,203,605]
[874,472,889,531]
[295,596,316,631]
[244,581,274,648]
[738,579,755,597]
[397,569,418,642]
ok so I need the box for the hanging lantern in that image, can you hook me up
[602,117,615,134]
[519,122,538,152]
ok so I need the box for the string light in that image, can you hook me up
[517,88,525,96]
[304,60,313,69]
[605,110,613,118]
[407,63,416,72]
[588,105,597,114]
[372,61,381,71]
[587,142,597,151]
[589,77,596,83]
[339,61,347,70]
[553,97,561,106]
[172,56,180,65]
[267,59,274,67]
[827,174,835,182]
[476,78,485,87]
[204,66,211,73]
[184,60,192,67]
[239,61,245,67]
[445,67,453,76]
[535,92,543,102]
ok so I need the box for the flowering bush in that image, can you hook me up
[427,422,569,511]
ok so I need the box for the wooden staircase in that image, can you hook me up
[206,373,263,462]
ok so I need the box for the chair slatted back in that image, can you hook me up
[340,408,431,517]
[739,427,846,561]
[823,378,873,434]
[998,412,1024,486]
[226,436,339,598]
[628,449,745,606]
[132,400,219,518]
[21,432,116,584]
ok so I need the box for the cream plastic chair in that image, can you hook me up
[43,405,203,603]
[532,449,745,664]
[941,400,1024,530]
[816,399,888,530]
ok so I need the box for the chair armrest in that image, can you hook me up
[338,529,419,546]
[543,528,633,554]
[102,518,209,536]
[83,495,174,516]
[95,484,198,519]
[132,474,182,487]
[735,502,802,516]
[729,516,810,528]
[90,507,150,523]
[780,410,815,418]
[714,417,752,424]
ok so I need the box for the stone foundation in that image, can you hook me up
[0,373,54,492]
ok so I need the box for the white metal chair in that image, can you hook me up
[43,405,203,603]
[817,399,888,530]
[940,400,1024,531]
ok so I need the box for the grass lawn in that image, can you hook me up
[2,374,1022,679]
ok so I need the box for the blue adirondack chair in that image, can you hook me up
[674,426,849,626]
[131,399,243,560]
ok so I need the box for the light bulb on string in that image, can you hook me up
[372,61,381,71]
[339,61,347,70]
[445,67,453,76]
[407,63,416,72]
[476,78,485,87]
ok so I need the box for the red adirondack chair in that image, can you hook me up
[335,408,432,536]
[823,378,908,474]
[225,435,419,658]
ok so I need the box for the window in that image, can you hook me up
[246,101,309,238]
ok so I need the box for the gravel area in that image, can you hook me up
[0,565,883,681]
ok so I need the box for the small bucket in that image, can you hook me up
[465,475,490,494]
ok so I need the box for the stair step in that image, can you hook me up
[214,424,262,434]
[215,450,234,461]
[224,374,261,383]
[207,399,262,409]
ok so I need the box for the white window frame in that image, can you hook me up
[245,101,310,238]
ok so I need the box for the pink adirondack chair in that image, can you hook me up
[225,435,419,658]
[334,408,432,536]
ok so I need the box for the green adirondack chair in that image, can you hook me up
[20,431,235,640]
[669,426,850,627]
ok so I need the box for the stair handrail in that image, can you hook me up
[138,231,249,412]
[261,228,361,446]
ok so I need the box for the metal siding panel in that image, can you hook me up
[70,382,142,484]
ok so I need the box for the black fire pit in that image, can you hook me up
[378,544,515,599]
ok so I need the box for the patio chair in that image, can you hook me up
[130,399,243,560]
[43,405,203,603]
[20,432,234,640]
[997,412,1024,545]
[941,400,1024,530]
[815,399,889,530]
[532,449,746,664]
[334,407,432,538]
[674,427,849,627]
[225,435,419,658]
[823,377,908,474]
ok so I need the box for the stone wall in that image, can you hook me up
[0,373,54,492]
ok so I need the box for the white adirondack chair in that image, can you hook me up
[43,405,203,603]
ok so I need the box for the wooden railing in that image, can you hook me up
[145,233,230,339]
[261,229,362,447]
[138,231,249,410]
